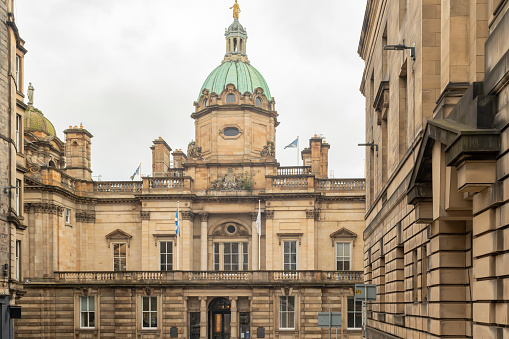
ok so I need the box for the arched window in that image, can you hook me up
[48,160,56,168]
[255,97,263,106]
[203,98,208,107]
[226,94,237,103]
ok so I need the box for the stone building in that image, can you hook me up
[359,0,509,338]
[0,0,27,336]
[14,15,366,339]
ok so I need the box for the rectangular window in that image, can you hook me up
[214,243,220,271]
[283,241,297,271]
[190,312,200,339]
[142,296,157,329]
[239,312,250,338]
[242,243,249,271]
[15,55,20,87]
[15,179,21,214]
[113,243,127,271]
[279,296,295,330]
[224,242,239,271]
[16,114,21,151]
[160,241,173,271]
[80,296,95,328]
[15,240,21,281]
[347,297,363,329]
[65,208,71,224]
[336,242,351,271]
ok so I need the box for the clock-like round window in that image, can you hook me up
[223,127,240,137]
[226,225,236,234]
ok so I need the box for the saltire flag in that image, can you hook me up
[284,138,298,149]
[256,200,261,237]
[175,204,180,237]
[130,164,140,180]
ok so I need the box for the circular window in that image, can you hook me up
[255,97,263,106]
[226,94,237,103]
[223,127,240,137]
[226,225,236,234]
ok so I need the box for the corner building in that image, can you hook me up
[15,17,366,339]
[359,0,509,338]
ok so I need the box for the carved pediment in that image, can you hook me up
[105,229,132,248]
[330,228,357,247]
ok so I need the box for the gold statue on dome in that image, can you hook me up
[230,0,241,19]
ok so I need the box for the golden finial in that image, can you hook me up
[230,0,241,19]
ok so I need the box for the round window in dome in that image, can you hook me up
[226,225,236,234]
[255,97,263,106]
[223,127,240,137]
[226,94,237,103]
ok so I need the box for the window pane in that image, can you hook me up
[81,313,88,328]
[151,297,157,311]
[226,94,236,103]
[88,297,94,311]
[345,261,350,270]
[143,297,149,311]
[287,297,295,311]
[288,312,295,328]
[80,297,87,311]
[344,243,350,256]
[89,312,95,327]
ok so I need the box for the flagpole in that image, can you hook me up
[258,200,261,270]
[177,201,179,271]
[297,136,300,166]
[139,163,142,181]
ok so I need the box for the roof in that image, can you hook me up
[24,106,57,137]
[199,60,271,100]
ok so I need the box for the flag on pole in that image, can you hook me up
[284,137,298,149]
[256,200,261,237]
[130,164,141,180]
[175,203,180,237]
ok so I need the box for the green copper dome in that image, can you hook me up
[24,106,56,137]
[199,61,272,100]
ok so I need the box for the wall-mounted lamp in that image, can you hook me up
[3,186,17,194]
[358,143,379,152]
[384,44,415,60]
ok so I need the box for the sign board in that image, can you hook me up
[354,284,377,301]
[169,327,178,338]
[257,327,265,338]
[318,312,342,327]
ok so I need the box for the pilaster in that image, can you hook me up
[200,213,209,271]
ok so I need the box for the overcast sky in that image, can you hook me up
[15,0,367,181]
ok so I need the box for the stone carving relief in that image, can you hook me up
[25,203,64,216]
[211,222,250,237]
[260,141,275,157]
[209,168,254,191]
[140,211,150,221]
[76,211,96,223]
[187,140,203,160]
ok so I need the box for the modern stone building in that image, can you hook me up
[0,0,27,336]
[14,13,366,339]
[359,0,509,338]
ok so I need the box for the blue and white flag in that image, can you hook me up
[130,164,140,180]
[284,137,298,149]
[175,203,180,237]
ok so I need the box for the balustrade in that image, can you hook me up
[94,181,143,192]
[273,177,308,188]
[277,166,311,176]
[316,179,366,190]
[149,178,184,189]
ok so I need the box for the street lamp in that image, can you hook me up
[358,143,378,152]
[384,44,415,60]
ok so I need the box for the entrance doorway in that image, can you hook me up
[209,297,231,339]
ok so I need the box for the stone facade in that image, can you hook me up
[13,16,367,339]
[359,0,509,338]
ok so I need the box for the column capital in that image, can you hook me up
[250,212,258,221]
[198,296,208,302]
[228,296,239,302]
[182,211,195,221]
[265,210,274,219]
[199,212,209,222]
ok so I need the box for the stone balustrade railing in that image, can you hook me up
[52,270,363,284]
[272,177,309,188]
[94,181,143,192]
[148,178,184,189]
[316,179,366,191]
[277,166,311,176]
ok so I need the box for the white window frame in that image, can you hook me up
[213,242,249,271]
[336,242,351,271]
[15,55,20,88]
[15,240,21,281]
[159,241,173,271]
[283,241,297,271]
[80,296,95,329]
[65,208,71,224]
[112,243,127,271]
[15,179,21,214]
[279,296,295,330]
[142,296,158,329]
[347,296,363,329]
[16,114,21,151]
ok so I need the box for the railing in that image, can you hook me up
[316,179,366,191]
[149,178,184,189]
[277,166,311,176]
[94,181,143,192]
[273,177,308,188]
[152,168,185,178]
[52,270,363,284]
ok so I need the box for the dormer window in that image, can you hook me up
[226,94,237,103]
[255,97,263,106]
[204,98,209,107]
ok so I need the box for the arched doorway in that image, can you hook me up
[209,297,231,339]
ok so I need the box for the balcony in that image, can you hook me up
[48,270,363,285]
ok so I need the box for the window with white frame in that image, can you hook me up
[279,296,295,330]
[213,242,249,271]
[347,297,363,329]
[159,241,173,271]
[283,241,297,271]
[15,179,21,214]
[16,114,21,151]
[15,55,20,87]
[65,208,71,224]
[80,296,95,328]
[113,243,127,271]
[15,240,21,281]
[142,296,157,329]
[336,242,351,270]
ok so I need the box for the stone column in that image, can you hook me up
[199,296,207,339]
[230,296,238,339]
[250,212,259,270]
[200,213,209,271]
[183,297,188,338]
[181,211,195,271]
[264,210,274,270]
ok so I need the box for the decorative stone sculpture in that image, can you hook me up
[27,82,34,106]
[261,141,275,157]
[187,140,203,159]
[209,168,254,191]
[230,0,241,19]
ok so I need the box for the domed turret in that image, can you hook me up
[24,106,57,137]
